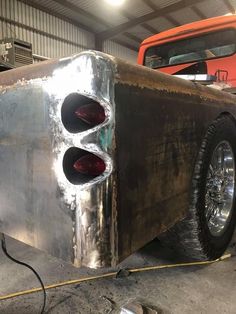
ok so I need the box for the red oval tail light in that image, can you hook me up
[75,102,105,126]
[73,154,106,176]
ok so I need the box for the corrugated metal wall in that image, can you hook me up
[0,0,137,63]
[103,40,137,63]
[0,0,94,59]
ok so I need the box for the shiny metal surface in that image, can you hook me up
[1,51,236,268]
[0,51,117,268]
[205,141,235,237]
[120,302,158,314]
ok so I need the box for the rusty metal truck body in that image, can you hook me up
[0,51,236,268]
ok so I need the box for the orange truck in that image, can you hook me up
[0,15,236,268]
[138,15,236,90]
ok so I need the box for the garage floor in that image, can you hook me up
[0,232,235,314]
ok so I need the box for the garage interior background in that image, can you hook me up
[1,0,236,65]
[1,1,236,313]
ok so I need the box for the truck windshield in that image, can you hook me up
[144,28,236,69]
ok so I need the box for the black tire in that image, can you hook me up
[159,114,236,260]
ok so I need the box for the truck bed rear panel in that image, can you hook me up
[0,73,75,263]
[0,51,236,268]
[114,61,236,262]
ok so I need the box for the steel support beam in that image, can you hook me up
[19,0,94,33]
[53,0,110,28]
[143,0,181,27]
[121,8,159,35]
[98,0,206,40]
[53,0,141,50]
[191,6,207,19]
[18,0,139,52]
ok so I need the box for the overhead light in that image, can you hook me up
[105,0,126,6]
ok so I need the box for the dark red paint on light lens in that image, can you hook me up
[75,102,105,126]
[73,154,106,176]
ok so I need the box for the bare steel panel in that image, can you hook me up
[1,51,236,268]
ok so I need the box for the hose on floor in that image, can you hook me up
[0,251,232,303]
[1,234,46,313]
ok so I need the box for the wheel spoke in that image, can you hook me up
[220,146,225,171]
[206,202,215,222]
[205,141,235,236]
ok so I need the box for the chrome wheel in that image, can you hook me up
[205,141,235,237]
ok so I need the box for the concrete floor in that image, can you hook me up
[0,233,235,314]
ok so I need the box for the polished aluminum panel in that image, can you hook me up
[0,51,117,268]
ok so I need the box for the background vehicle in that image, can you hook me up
[138,15,236,91]
[0,16,236,269]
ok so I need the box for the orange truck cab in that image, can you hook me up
[138,15,236,89]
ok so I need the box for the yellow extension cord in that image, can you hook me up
[0,253,232,301]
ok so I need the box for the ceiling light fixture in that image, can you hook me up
[105,0,126,6]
